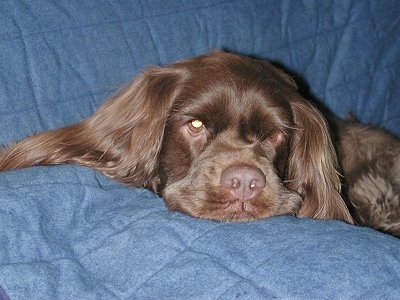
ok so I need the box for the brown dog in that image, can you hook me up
[1,51,399,235]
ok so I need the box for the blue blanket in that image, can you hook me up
[1,166,400,298]
[1,1,400,298]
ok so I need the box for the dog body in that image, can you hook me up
[0,51,398,235]
[338,120,400,235]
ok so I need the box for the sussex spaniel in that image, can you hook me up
[1,51,399,235]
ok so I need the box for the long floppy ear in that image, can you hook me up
[286,99,353,224]
[0,66,186,188]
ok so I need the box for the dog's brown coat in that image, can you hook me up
[2,51,398,234]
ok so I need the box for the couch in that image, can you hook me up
[1,1,399,299]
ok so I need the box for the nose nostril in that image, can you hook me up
[250,180,257,189]
[232,178,240,188]
[220,165,266,201]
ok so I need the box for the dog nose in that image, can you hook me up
[220,165,266,201]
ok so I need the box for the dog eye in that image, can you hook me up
[187,119,205,134]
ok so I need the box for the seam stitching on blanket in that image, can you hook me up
[130,222,223,295]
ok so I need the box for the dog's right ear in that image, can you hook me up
[0,66,188,188]
[286,98,354,224]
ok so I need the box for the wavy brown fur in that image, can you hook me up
[1,51,355,224]
[338,120,400,236]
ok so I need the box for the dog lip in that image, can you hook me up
[217,199,262,220]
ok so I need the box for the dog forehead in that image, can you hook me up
[175,83,253,119]
[171,81,290,138]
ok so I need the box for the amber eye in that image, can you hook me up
[187,119,205,134]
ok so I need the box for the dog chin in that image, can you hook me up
[163,181,303,222]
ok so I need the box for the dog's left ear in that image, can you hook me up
[286,98,354,223]
[0,66,187,189]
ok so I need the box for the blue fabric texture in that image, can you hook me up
[0,0,399,298]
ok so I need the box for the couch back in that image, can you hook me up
[0,0,399,145]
